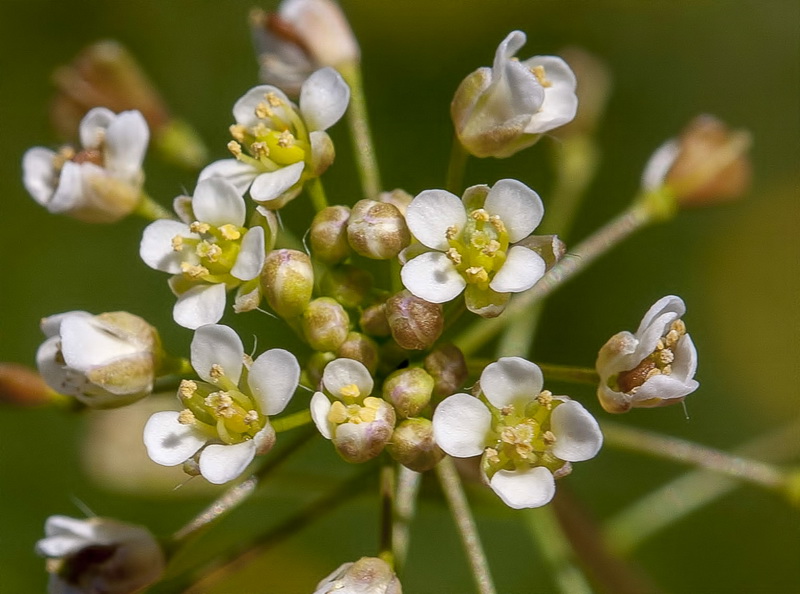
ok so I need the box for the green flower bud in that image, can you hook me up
[382,367,434,419]
[303,297,350,352]
[387,418,445,473]
[424,344,468,398]
[321,264,373,308]
[261,249,314,319]
[310,205,351,264]
[337,332,379,375]
[359,302,392,337]
[384,290,443,351]
[347,199,410,260]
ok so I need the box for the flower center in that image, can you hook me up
[177,378,264,445]
[327,396,382,426]
[172,221,247,284]
[444,208,510,290]
[615,319,686,393]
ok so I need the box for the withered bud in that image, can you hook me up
[424,344,468,398]
[0,363,56,406]
[321,264,373,308]
[382,367,434,419]
[306,351,337,390]
[310,205,351,264]
[347,200,411,260]
[261,249,314,319]
[359,302,392,337]
[337,332,379,375]
[314,556,402,594]
[643,114,751,207]
[303,297,350,352]
[378,188,414,216]
[387,418,445,473]
[384,291,443,351]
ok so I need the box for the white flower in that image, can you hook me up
[140,177,269,329]
[199,68,349,208]
[310,358,395,463]
[401,179,547,317]
[314,557,402,594]
[143,324,300,484]
[433,357,603,509]
[36,311,160,408]
[23,108,149,223]
[451,31,577,159]
[596,295,699,413]
[36,515,165,594]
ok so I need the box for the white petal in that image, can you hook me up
[310,391,334,439]
[199,440,257,484]
[173,284,227,330]
[48,161,85,213]
[79,107,115,148]
[233,85,292,127]
[104,110,149,179]
[550,400,603,462]
[250,162,304,203]
[490,467,555,509]
[231,227,265,281]
[36,336,83,397]
[139,220,194,274]
[672,333,699,382]
[192,177,246,227]
[432,393,491,458]
[59,316,137,372]
[401,251,466,303]
[299,67,350,131]
[22,147,57,206]
[636,295,686,336]
[480,357,543,410]
[248,349,300,416]
[489,246,546,293]
[493,31,527,71]
[143,411,205,466]
[322,358,374,398]
[40,311,91,338]
[634,374,698,404]
[523,56,578,134]
[405,190,466,250]
[191,324,244,385]
[199,159,258,194]
[484,179,544,242]
[641,139,680,191]
[43,515,97,540]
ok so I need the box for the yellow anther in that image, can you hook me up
[482,239,501,257]
[671,319,687,335]
[445,225,459,240]
[244,410,260,425]
[265,92,282,107]
[171,235,184,251]
[471,209,490,223]
[537,390,553,409]
[500,405,514,416]
[489,215,506,234]
[328,401,349,424]
[227,140,243,158]
[255,102,273,119]
[251,141,270,159]
[363,397,383,410]
[662,364,673,376]
[178,409,196,425]
[665,329,681,348]
[658,349,675,365]
[644,367,662,381]
[543,430,557,446]
[531,65,553,88]
[339,383,361,401]
[485,447,501,465]
[190,221,211,234]
[253,122,270,138]
[357,406,378,423]
[53,146,76,170]
[229,124,247,142]
[218,224,241,241]
[446,247,462,265]
[277,130,295,148]
[180,262,209,279]
[179,380,198,400]
[196,241,222,262]
[656,338,666,351]
[210,364,225,379]
[465,266,489,284]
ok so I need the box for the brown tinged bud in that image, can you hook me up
[382,368,434,419]
[303,297,350,352]
[314,556,402,594]
[306,351,337,389]
[387,418,445,473]
[332,398,396,464]
[360,302,392,337]
[424,344,468,399]
[0,363,56,406]
[378,188,414,216]
[310,205,351,264]
[384,291,443,351]
[261,249,314,319]
[337,332,379,375]
[347,200,411,260]
[321,264,373,308]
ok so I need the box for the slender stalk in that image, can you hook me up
[134,192,174,221]
[601,420,789,491]
[379,463,396,566]
[306,176,329,212]
[339,61,382,199]
[496,301,543,360]
[270,409,312,433]
[392,466,421,574]
[446,136,469,194]
[436,457,497,594]
[535,363,599,386]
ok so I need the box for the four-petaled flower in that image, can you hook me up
[433,357,603,509]
[596,295,699,413]
[401,179,547,317]
[143,324,300,484]
[23,107,149,222]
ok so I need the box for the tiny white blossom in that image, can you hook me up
[36,311,160,408]
[23,108,149,222]
[140,177,271,329]
[36,515,165,594]
[401,179,547,317]
[433,357,602,509]
[199,68,349,208]
[143,324,300,484]
[451,31,577,158]
[314,557,402,594]
[596,295,699,413]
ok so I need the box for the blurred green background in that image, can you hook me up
[1,0,798,592]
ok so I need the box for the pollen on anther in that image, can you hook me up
[180,262,209,279]
[229,124,246,142]
[445,225,459,240]
[179,380,198,399]
[265,92,282,107]
[531,65,553,88]
[210,364,225,379]
[171,235,184,251]
[190,221,211,234]
[178,409,196,425]
[471,209,489,223]
[219,224,241,241]
[446,247,462,265]
[489,215,506,234]
[339,383,361,401]
[255,102,273,119]
[227,140,243,158]
[277,130,295,147]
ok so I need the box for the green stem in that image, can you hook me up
[496,301,544,359]
[436,457,497,594]
[392,466,421,574]
[379,462,396,567]
[134,192,174,221]
[270,409,312,433]
[306,176,329,212]
[339,61,382,199]
[446,136,469,194]
[535,363,599,386]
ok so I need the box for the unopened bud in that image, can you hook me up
[314,556,402,594]
[387,418,445,473]
[424,344,468,398]
[378,188,414,216]
[310,205,351,264]
[347,200,410,260]
[0,363,56,406]
[303,297,350,352]
[261,249,314,319]
[515,234,567,271]
[306,351,337,389]
[337,332,379,375]
[359,302,392,337]
[321,264,373,308]
[384,291,443,351]
[382,368,434,419]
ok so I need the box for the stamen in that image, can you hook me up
[482,239,501,257]
[178,409,196,425]
[531,65,553,88]
[190,221,211,234]
[171,235,184,251]
[465,266,489,284]
[227,140,243,158]
[179,380,197,400]
[196,241,222,262]
[210,364,225,379]
[543,430,557,446]
[244,410,259,425]
[265,92,283,107]
[255,102,273,119]
[229,124,247,142]
[446,247,462,265]
[180,262,209,279]
[445,225,459,240]
[489,215,506,234]
[251,141,270,158]
[277,130,295,147]
[339,383,361,401]
[218,224,241,241]
[471,209,489,223]
[328,401,349,424]
[537,390,553,409]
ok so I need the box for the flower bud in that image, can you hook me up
[321,264,373,308]
[384,291,443,351]
[387,418,445,472]
[36,311,162,408]
[347,199,411,260]
[382,367,434,419]
[642,115,751,207]
[0,363,57,407]
[303,297,350,352]
[314,556,402,594]
[515,234,567,271]
[359,302,392,338]
[337,332,380,375]
[424,344,468,399]
[310,205,352,264]
[261,249,314,319]
[378,188,414,216]
[306,351,337,389]
[331,397,396,463]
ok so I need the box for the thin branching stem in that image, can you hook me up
[135,192,174,221]
[446,136,469,194]
[392,466,422,574]
[306,176,329,212]
[379,462,396,567]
